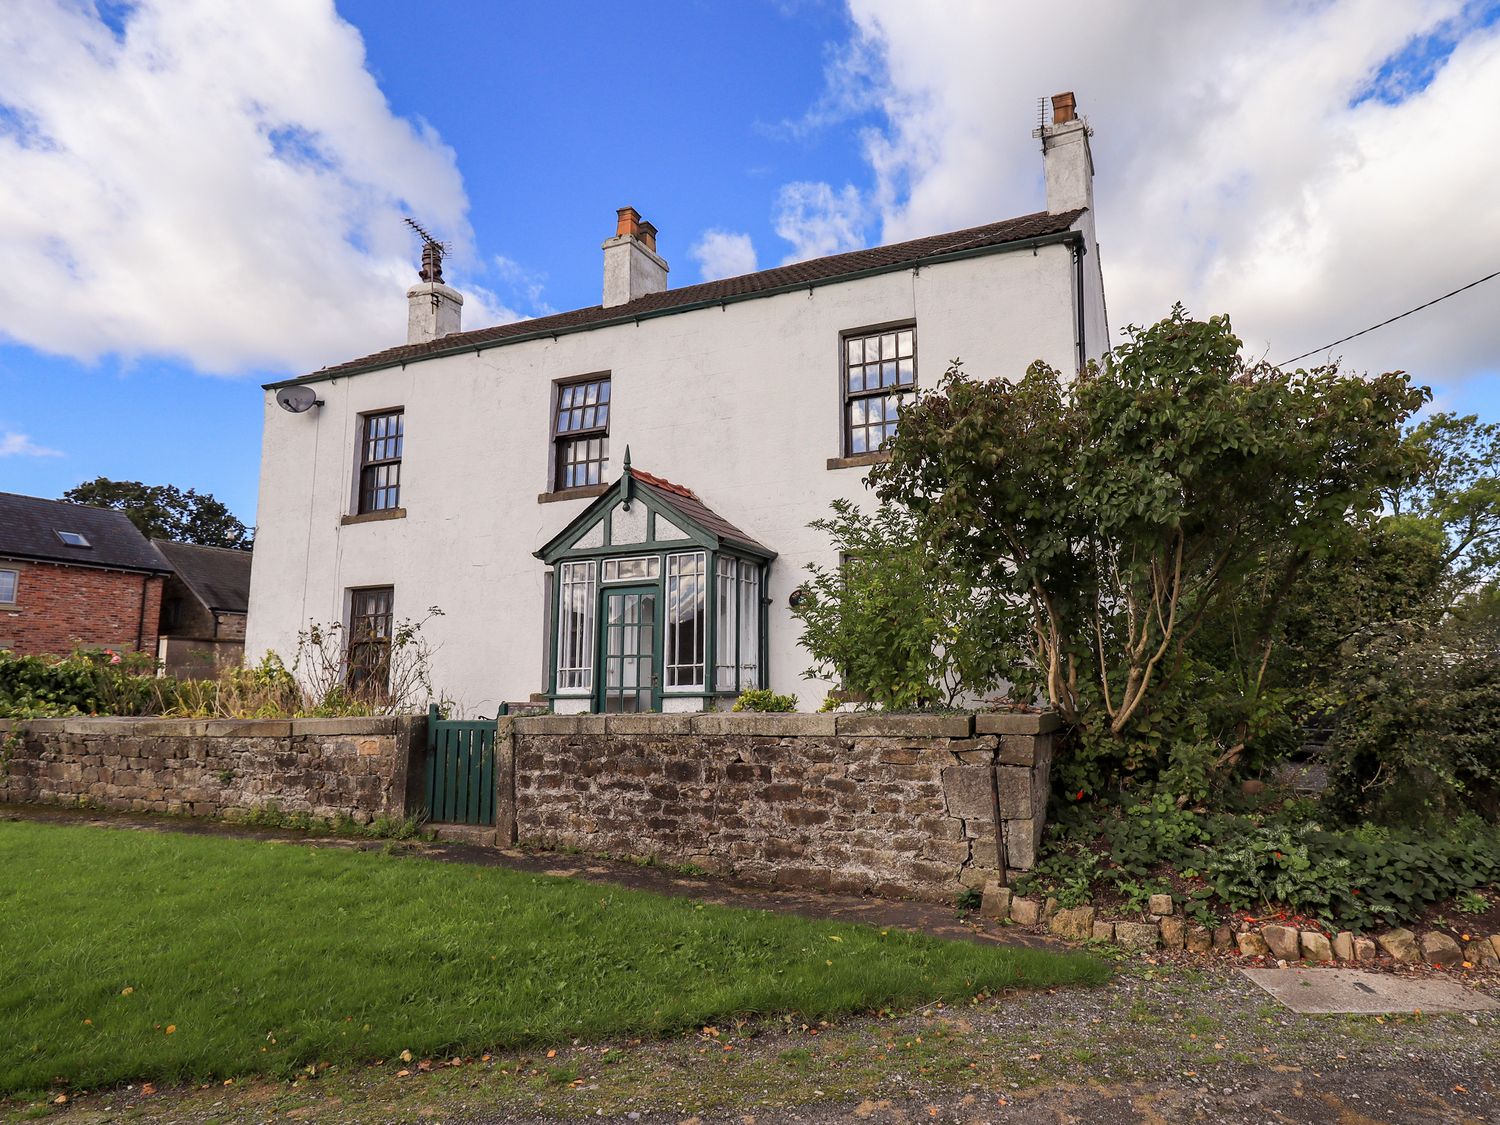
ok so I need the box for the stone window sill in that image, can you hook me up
[340,507,406,526]
[538,484,610,504]
[826,451,891,470]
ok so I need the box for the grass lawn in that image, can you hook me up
[0,821,1106,1095]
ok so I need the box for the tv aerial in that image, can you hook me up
[276,384,323,414]
[404,216,449,284]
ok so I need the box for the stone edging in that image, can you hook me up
[980,882,1500,969]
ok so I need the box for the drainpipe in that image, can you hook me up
[1072,241,1088,372]
[135,574,150,653]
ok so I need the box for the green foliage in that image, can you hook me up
[1456,889,1489,915]
[1388,411,1500,595]
[871,305,1426,787]
[1322,612,1500,823]
[62,477,251,549]
[1030,796,1500,930]
[0,648,160,718]
[792,499,1021,710]
[731,689,798,712]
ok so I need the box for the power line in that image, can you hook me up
[1279,267,1500,366]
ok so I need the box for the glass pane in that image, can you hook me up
[882,360,897,386]
[583,382,598,405]
[846,338,862,365]
[898,329,913,357]
[598,381,611,402]
[898,358,914,384]
[560,385,574,409]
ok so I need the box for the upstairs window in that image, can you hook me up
[358,410,404,513]
[554,376,610,490]
[347,586,394,698]
[843,325,915,455]
[0,569,17,604]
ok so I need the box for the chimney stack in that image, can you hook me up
[406,239,463,344]
[1034,91,1094,215]
[602,206,668,308]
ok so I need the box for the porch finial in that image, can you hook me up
[623,445,632,473]
[621,445,634,509]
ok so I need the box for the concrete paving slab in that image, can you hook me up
[1243,966,1500,1014]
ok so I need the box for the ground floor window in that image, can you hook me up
[347,586,393,697]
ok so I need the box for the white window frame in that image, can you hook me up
[665,550,706,690]
[0,568,17,605]
[555,561,597,693]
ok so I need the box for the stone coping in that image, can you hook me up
[1,710,1060,740]
[0,716,402,737]
[510,712,1003,737]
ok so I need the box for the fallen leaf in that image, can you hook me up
[121,987,134,996]
[546,1049,557,1059]
[166,1025,176,1035]
[53,1095,68,1105]
[399,1049,413,1063]
[396,1069,411,1078]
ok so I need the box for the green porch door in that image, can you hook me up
[598,586,660,712]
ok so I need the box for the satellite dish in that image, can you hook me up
[276,385,323,414]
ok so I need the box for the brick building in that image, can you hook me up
[0,492,170,658]
[152,539,252,678]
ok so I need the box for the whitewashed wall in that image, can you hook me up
[246,234,1104,716]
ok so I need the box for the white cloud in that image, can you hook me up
[0,430,63,458]
[774,181,868,263]
[690,230,759,281]
[807,0,1500,391]
[0,0,512,377]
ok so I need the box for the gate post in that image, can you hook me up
[494,714,517,845]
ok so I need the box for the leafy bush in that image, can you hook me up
[1023,795,1500,929]
[731,689,798,713]
[1323,613,1500,824]
[0,649,160,717]
[793,499,1021,709]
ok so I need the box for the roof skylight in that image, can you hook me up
[56,531,91,548]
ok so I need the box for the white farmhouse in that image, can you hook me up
[246,93,1109,717]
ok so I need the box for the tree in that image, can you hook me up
[62,478,252,548]
[868,306,1427,789]
[791,500,1020,709]
[1387,412,1500,600]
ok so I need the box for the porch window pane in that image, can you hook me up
[556,560,597,691]
[666,551,706,689]
[715,557,737,690]
[738,563,761,689]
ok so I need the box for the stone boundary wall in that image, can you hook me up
[505,711,1057,902]
[0,716,422,824]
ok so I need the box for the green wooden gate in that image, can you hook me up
[424,704,497,826]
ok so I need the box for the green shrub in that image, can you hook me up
[0,648,161,718]
[731,689,798,713]
[1324,613,1500,824]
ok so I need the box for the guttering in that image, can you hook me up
[0,550,171,578]
[266,229,1086,391]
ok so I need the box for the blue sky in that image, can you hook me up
[2,0,1497,528]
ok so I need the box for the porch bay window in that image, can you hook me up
[536,456,775,712]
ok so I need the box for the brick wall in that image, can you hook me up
[0,558,164,658]
[0,716,421,824]
[507,712,1056,902]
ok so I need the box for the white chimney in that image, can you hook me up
[1036,92,1094,215]
[602,206,668,308]
[406,238,463,344]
